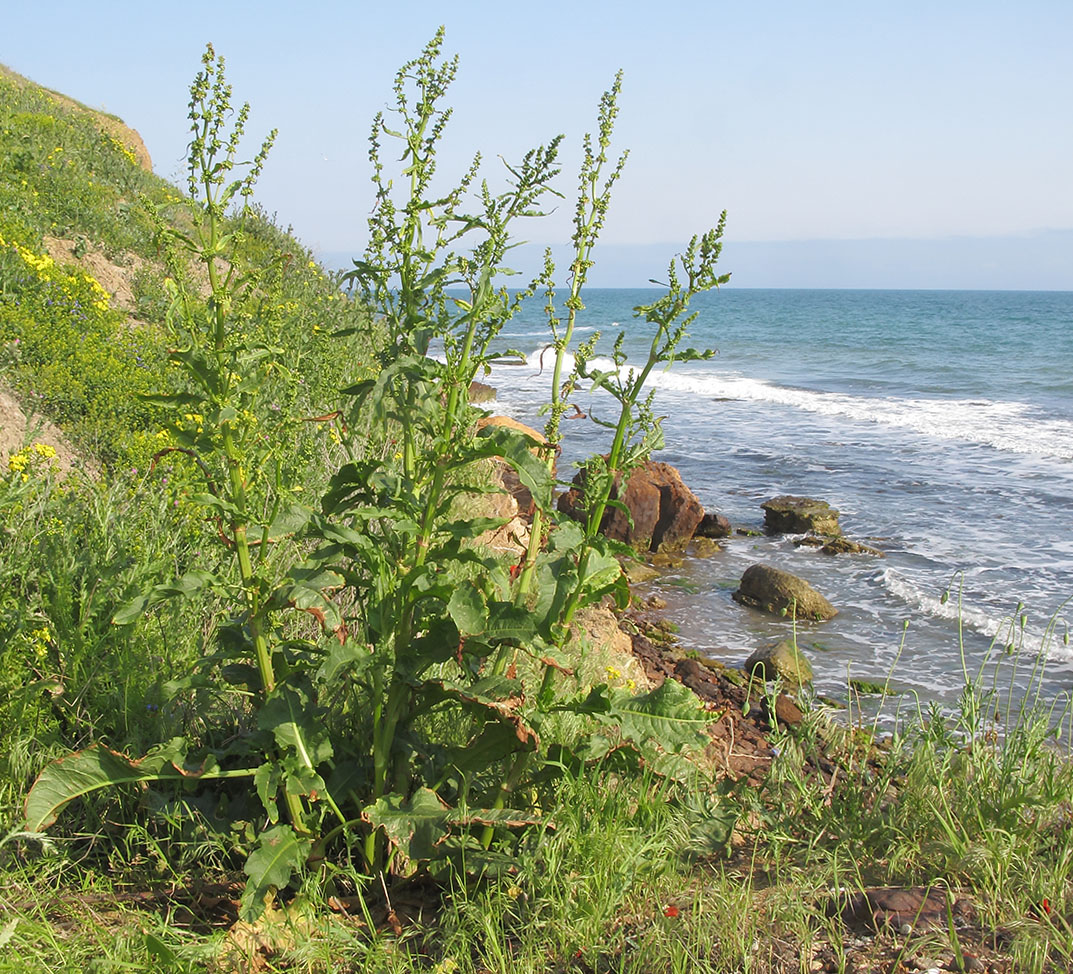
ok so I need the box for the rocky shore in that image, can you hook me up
[474,410,888,773]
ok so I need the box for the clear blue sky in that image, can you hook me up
[4,0,1071,287]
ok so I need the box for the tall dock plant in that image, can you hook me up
[23,32,726,914]
[24,46,351,919]
[318,32,727,871]
[321,28,568,870]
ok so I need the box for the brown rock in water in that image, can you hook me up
[818,536,884,557]
[695,512,731,538]
[762,495,842,536]
[733,564,837,621]
[557,460,704,552]
[793,533,884,556]
[468,381,497,403]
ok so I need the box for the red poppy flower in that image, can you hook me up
[664,905,680,918]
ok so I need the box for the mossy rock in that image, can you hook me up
[691,537,722,558]
[762,495,842,537]
[650,551,684,569]
[732,563,837,621]
[744,639,814,687]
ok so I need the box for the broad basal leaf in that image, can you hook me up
[24,739,199,831]
[610,678,714,753]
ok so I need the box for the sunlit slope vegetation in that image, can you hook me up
[0,62,369,471]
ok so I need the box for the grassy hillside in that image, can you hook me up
[1,47,1071,974]
[0,62,367,472]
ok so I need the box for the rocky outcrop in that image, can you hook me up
[557,460,704,552]
[744,639,814,686]
[732,564,837,621]
[762,495,841,536]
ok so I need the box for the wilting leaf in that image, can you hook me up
[364,787,546,862]
[417,675,538,749]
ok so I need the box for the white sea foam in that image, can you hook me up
[505,348,1073,461]
[658,370,1073,460]
[879,567,1072,662]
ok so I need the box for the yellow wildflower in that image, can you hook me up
[31,627,51,661]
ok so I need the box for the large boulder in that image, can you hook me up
[762,495,842,536]
[557,460,704,552]
[744,639,814,687]
[732,563,837,621]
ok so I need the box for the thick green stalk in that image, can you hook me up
[515,251,589,600]
[201,181,308,834]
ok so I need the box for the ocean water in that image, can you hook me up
[481,288,1073,713]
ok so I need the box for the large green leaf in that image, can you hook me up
[612,678,714,750]
[239,825,312,921]
[472,425,553,509]
[23,739,218,832]
[446,581,487,636]
[364,788,451,862]
[568,679,714,757]
[258,686,333,771]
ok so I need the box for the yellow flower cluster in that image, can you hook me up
[0,231,110,311]
[604,664,636,691]
[81,273,112,312]
[7,442,58,481]
[108,135,139,167]
[30,627,51,662]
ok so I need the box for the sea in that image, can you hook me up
[479,288,1073,718]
